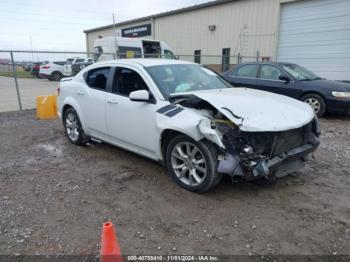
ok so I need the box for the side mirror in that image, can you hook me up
[279,75,291,82]
[129,90,151,102]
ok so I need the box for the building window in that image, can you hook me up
[222,48,230,72]
[194,50,201,64]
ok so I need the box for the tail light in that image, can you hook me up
[57,86,60,96]
[42,65,50,69]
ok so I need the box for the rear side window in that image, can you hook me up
[86,67,110,90]
[54,61,65,66]
[233,65,259,78]
[75,59,85,63]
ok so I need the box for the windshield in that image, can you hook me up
[281,64,321,81]
[146,64,230,99]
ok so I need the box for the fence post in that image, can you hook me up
[10,51,22,111]
[256,50,260,62]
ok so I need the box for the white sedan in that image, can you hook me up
[58,59,320,192]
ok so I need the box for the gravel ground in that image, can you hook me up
[0,110,349,258]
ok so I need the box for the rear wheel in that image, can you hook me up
[302,93,326,117]
[165,135,222,193]
[50,71,63,81]
[63,108,89,145]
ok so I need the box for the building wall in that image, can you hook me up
[86,0,300,59]
[155,0,280,60]
[86,19,152,53]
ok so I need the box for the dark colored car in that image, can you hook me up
[222,62,350,117]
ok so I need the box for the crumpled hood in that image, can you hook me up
[170,88,315,132]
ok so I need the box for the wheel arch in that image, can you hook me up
[60,97,86,131]
[300,91,326,101]
[159,128,203,161]
[51,70,63,76]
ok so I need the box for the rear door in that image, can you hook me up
[257,64,298,98]
[77,66,112,139]
[225,64,259,88]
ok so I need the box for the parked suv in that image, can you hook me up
[39,61,65,81]
[64,58,93,77]
[222,62,350,117]
[70,58,94,76]
[58,59,320,193]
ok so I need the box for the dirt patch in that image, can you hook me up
[0,110,349,256]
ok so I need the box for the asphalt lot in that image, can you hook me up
[0,76,58,113]
[0,110,349,258]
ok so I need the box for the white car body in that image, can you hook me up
[39,61,65,81]
[63,57,93,76]
[58,59,320,191]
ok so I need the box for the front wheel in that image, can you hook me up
[165,135,222,193]
[63,108,89,145]
[302,93,326,117]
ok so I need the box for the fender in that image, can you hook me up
[155,105,215,160]
[61,96,88,133]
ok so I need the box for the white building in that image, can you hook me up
[84,0,350,80]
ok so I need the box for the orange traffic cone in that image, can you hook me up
[100,222,123,262]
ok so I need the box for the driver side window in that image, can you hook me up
[112,67,149,96]
[259,65,282,80]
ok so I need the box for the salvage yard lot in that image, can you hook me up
[0,110,349,256]
[0,76,58,113]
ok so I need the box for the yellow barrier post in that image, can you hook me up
[36,95,58,120]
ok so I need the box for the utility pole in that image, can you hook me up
[29,34,34,61]
[112,13,117,59]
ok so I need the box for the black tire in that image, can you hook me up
[165,135,222,193]
[63,108,89,146]
[50,71,63,81]
[301,93,326,117]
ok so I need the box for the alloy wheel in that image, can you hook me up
[65,112,80,142]
[304,98,321,114]
[171,142,207,186]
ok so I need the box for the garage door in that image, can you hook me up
[277,0,350,80]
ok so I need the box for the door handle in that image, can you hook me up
[107,98,118,104]
[76,91,85,96]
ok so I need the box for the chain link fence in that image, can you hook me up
[0,50,270,113]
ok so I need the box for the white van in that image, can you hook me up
[93,36,176,61]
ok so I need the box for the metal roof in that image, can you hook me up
[84,0,235,33]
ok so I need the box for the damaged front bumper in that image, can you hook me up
[217,118,320,180]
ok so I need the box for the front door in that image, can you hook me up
[257,65,298,98]
[106,66,158,157]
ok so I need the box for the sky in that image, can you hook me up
[0,0,213,52]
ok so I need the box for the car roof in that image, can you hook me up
[237,62,295,66]
[97,58,195,67]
